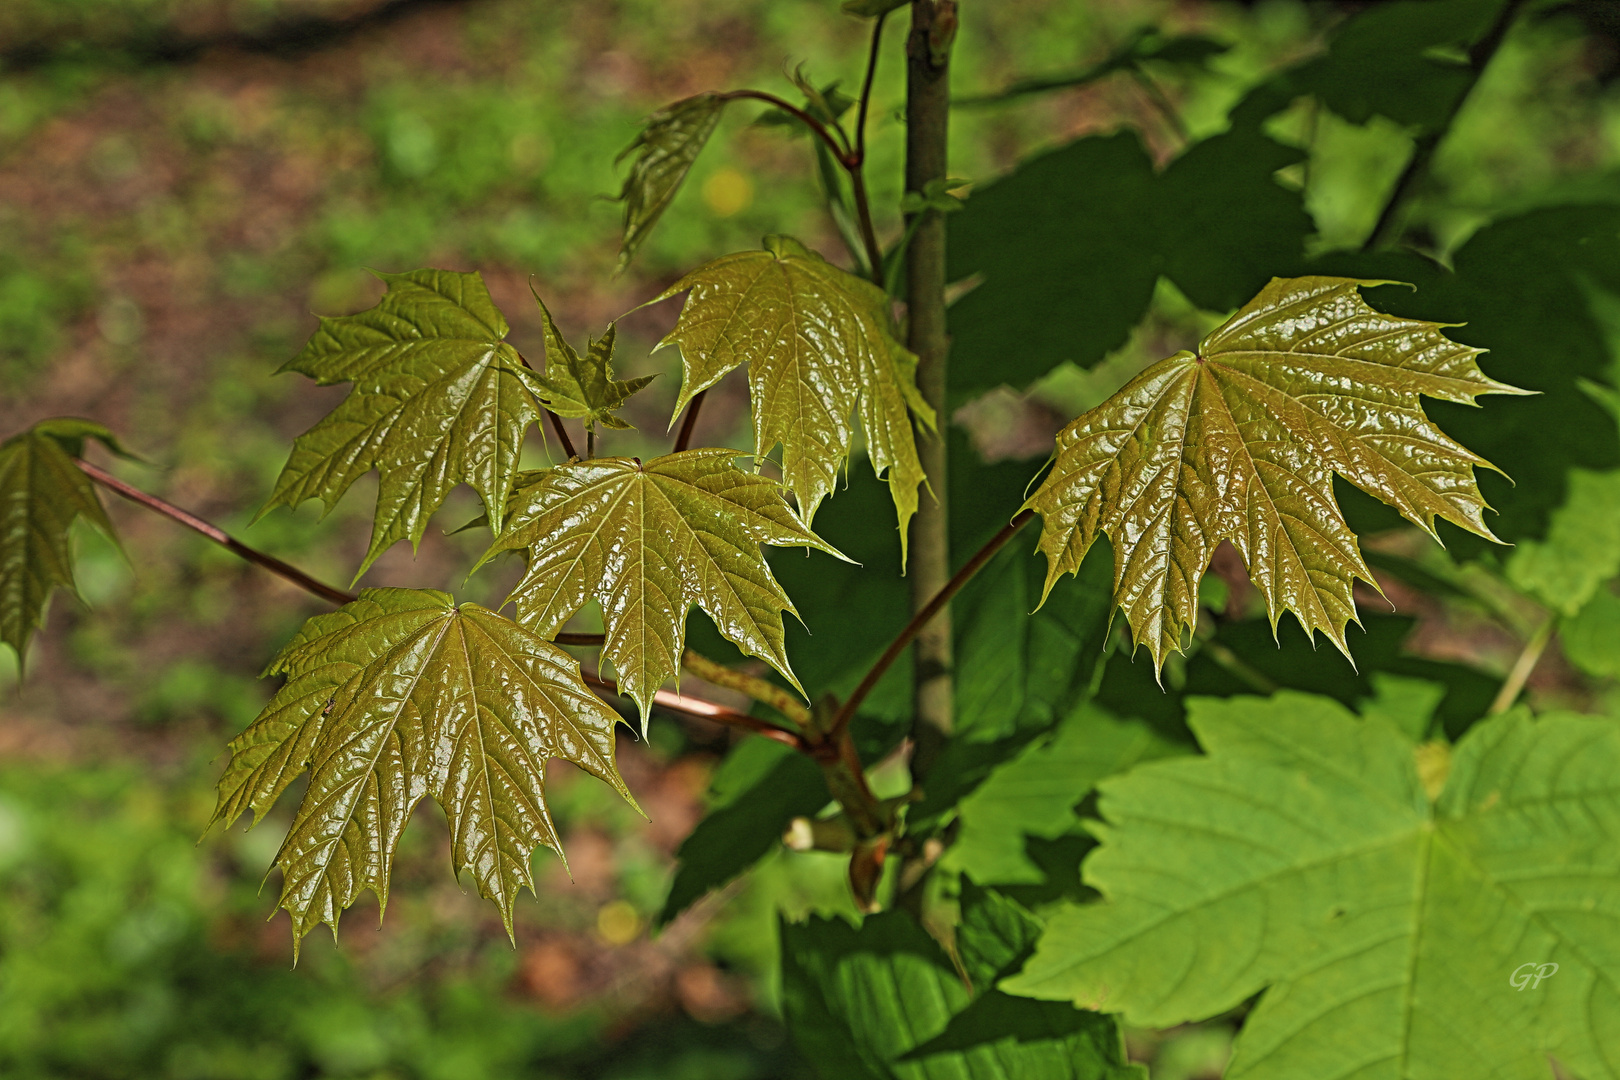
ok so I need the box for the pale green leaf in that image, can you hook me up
[941,706,1181,885]
[211,587,635,946]
[258,269,542,578]
[1004,693,1620,1080]
[1024,276,1527,671]
[1563,587,1620,678]
[1507,468,1620,615]
[782,909,1143,1080]
[652,235,935,562]
[615,92,726,271]
[478,448,843,730]
[519,293,654,433]
[0,419,121,667]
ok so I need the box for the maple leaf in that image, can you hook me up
[258,268,542,578]
[651,235,936,561]
[477,448,843,730]
[615,92,726,271]
[1004,694,1620,1080]
[1024,275,1528,670]
[518,292,654,434]
[0,419,126,667]
[211,587,636,946]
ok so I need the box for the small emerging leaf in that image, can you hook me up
[653,236,936,562]
[211,587,636,947]
[520,292,655,434]
[259,269,542,579]
[478,449,844,731]
[616,92,726,272]
[1024,276,1528,672]
[0,419,123,667]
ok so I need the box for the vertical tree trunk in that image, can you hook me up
[904,0,956,777]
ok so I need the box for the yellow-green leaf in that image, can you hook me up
[211,587,635,946]
[652,235,935,561]
[615,92,726,271]
[258,268,541,579]
[478,448,843,729]
[1024,276,1526,671]
[519,293,654,434]
[0,419,123,667]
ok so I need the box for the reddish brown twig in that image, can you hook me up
[672,390,706,454]
[827,511,1032,742]
[583,671,809,752]
[76,458,358,607]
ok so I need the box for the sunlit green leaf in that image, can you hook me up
[519,293,654,434]
[1025,276,1526,672]
[212,587,635,947]
[258,269,541,579]
[615,92,726,271]
[0,419,123,667]
[1005,694,1620,1080]
[940,706,1180,884]
[653,235,935,561]
[478,449,842,729]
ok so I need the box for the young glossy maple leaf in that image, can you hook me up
[476,448,844,730]
[258,269,542,579]
[1025,276,1527,670]
[518,293,654,435]
[0,419,126,667]
[615,92,726,272]
[210,587,636,947]
[651,235,936,562]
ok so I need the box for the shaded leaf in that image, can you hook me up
[212,587,635,946]
[479,448,842,729]
[1284,0,1504,132]
[0,419,122,667]
[615,92,726,271]
[1025,276,1526,671]
[1005,694,1620,1080]
[947,95,1310,401]
[520,293,654,433]
[955,29,1229,108]
[258,269,541,578]
[1507,468,1620,615]
[782,909,1143,1080]
[653,235,935,560]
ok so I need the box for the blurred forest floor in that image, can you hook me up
[2,1,1619,1078]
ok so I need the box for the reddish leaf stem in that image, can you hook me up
[827,510,1032,743]
[74,460,792,746]
[76,458,358,607]
[717,89,852,164]
[545,409,579,460]
[854,12,887,167]
[583,671,809,752]
[848,12,889,286]
[673,389,706,453]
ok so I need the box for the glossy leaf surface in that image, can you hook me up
[0,419,122,666]
[480,449,841,728]
[782,908,1143,1080]
[520,294,654,433]
[615,92,725,271]
[259,269,541,577]
[653,235,935,559]
[1005,694,1620,1080]
[1025,275,1525,670]
[212,587,634,945]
